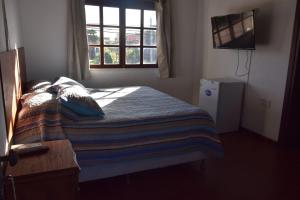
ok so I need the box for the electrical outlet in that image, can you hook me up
[259,98,271,109]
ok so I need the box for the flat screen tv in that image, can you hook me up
[211,10,255,50]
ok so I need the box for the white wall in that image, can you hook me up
[18,0,68,80]
[18,0,200,103]
[0,1,6,52]
[192,0,205,104]
[0,82,7,157]
[0,0,7,162]
[5,0,23,49]
[198,0,297,141]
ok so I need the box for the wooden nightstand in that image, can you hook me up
[4,140,80,200]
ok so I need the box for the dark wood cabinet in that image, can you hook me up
[4,140,80,200]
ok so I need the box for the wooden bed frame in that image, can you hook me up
[0,47,27,145]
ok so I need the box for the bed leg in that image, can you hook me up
[126,174,131,185]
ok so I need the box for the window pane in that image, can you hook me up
[219,28,231,44]
[243,17,254,32]
[214,34,220,47]
[143,48,157,64]
[144,10,156,28]
[126,9,141,27]
[87,27,100,45]
[144,30,156,46]
[104,28,119,45]
[103,7,119,26]
[104,47,119,64]
[88,47,100,65]
[126,48,140,64]
[233,22,243,38]
[85,5,100,25]
[126,29,140,46]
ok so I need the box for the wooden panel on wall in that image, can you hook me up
[0,47,26,144]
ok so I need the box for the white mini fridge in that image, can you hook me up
[199,78,244,133]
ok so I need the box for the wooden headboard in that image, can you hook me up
[0,47,27,144]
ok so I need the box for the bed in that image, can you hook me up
[0,48,223,182]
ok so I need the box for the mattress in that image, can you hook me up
[14,86,223,181]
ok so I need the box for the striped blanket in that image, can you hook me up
[14,86,223,169]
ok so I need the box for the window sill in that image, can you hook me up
[89,64,158,69]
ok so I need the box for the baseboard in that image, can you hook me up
[239,127,277,144]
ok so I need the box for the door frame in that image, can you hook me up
[279,0,300,146]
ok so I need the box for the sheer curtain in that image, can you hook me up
[67,0,90,80]
[155,0,172,78]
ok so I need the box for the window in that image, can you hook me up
[85,1,157,68]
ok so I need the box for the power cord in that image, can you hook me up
[8,175,17,200]
[235,49,253,78]
[246,50,253,85]
[0,164,3,200]
[234,49,240,76]
[0,150,18,200]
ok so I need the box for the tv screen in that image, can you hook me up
[211,10,255,50]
